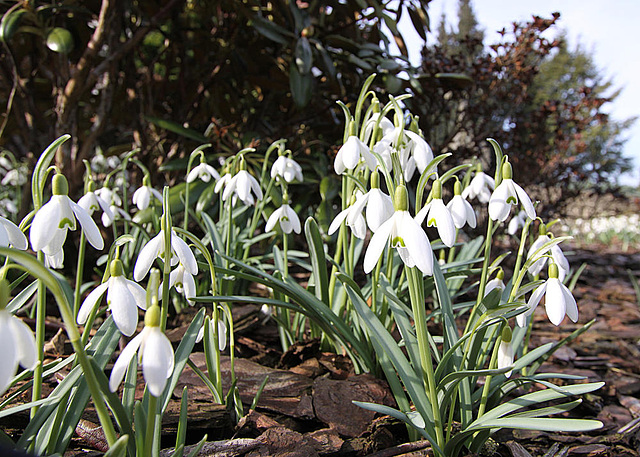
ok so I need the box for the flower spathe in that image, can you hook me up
[30,174,104,259]
[271,155,303,183]
[77,259,147,336]
[187,162,220,183]
[134,228,198,282]
[109,306,174,397]
[518,263,578,327]
[265,203,301,234]
[364,185,433,275]
[488,162,536,222]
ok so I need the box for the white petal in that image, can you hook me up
[186,167,200,183]
[171,232,198,275]
[328,208,350,235]
[10,316,37,369]
[0,217,27,250]
[182,271,196,305]
[364,216,395,273]
[70,200,104,250]
[338,137,361,171]
[142,328,174,397]
[488,182,512,221]
[520,282,547,327]
[561,283,578,323]
[109,332,144,392]
[366,189,394,232]
[133,187,149,210]
[513,182,536,220]
[108,276,139,336]
[134,233,163,281]
[0,314,18,396]
[431,200,456,247]
[497,341,514,378]
[77,282,109,324]
[30,198,62,251]
[265,207,283,233]
[544,278,567,326]
[217,320,228,351]
[400,212,433,275]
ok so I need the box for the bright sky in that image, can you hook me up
[400,0,640,185]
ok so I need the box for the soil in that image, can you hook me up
[3,244,640,457]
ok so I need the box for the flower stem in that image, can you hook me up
[73,231,87,318]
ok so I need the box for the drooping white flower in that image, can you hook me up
[328,191,368,239]
[527,232,570,280]
[374,126,434,181]
[134,228,198,282]
[187,162,220,183]
[334,136,377,175]
[30,174,104,261]
[266,203,301,234]
[78,183,115,228]
[507,210,527,236]
[518,263,578,327]
[497,326,514,378]
[196,317,228,351]
[462,169,495,203]
[484,270,506,298]
[446,181,477,230]
[488,161,536,222]
[159,263,197,306]
[77,259,147,336]
[362,112,395,145]
[95,185,130,226]
[364,185,433,275]
[132,177,163,211]
[0,291,37,397]
[271,155,303,183]
[218,169,263,206]
[0,216,27,250]
[415,180,456,248]
[109,306,174,397]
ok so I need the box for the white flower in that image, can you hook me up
[334,136,377,174]
[362,188,394,232]
[415,182,456,248]
[132,181,162,211]
[196,318,227,351]
[497,340,514,378]
[484,276,505,298]
[95,186,129,226]
[187,162,220,183]
[134,229,198,281]
[266,203,301,234]
[507,210,527,236]
[218,170,263,206]
[447,194,477,230]
[362,113,395,145]
[159,263,197,305]
[328,191,368,239]
[30,174,104,257]
[518,263,578,327]
[488,163,536,222]
[1,168,27,186]
[462,171,495,203]
[271,156,303,183]
[78,188,115,228]
[527,234,570,280]
[77,260,147,336]
[364,186,433,275]
[374,127,434,181]
[0,308,37,397]
[109,319,174,397]
[0,216,27,250]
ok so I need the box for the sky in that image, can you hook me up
[398,0,640,185]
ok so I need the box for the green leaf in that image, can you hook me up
[295,37,313,74]
[250,15,291,45]
[32,135,70,209]
[0,9,26,42]
[471,416,602,433]
[46,27,73,54]
[290,64,313,108]
[304,217,329,306]
[102,435,129,457]
[145,116,208,143]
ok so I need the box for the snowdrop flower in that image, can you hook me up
[488,161,536,222]
[132,176,162,211]
[1,168,27,186]
[518,262,578,327]
[364,185,433,275]
[95,185,130,226]
[447,181,477,230]
[266,203,301,234]
[462,167,495,204]
[415,180,456,248]
[196,317,228,351]
[271,155,303,183]
[109,305,174,397]
[78,181,115,228]
[484,270,505,298]
[0,216,27,250]
[328,191,368,239]
[77,259,147,336]
[187,161,220,183]
[507,210,527,236]
[217,169,263,206]
[334,135,376,175]
[497,326,514,378]
[527,228,570,280]
[134,226,198,282]
[362,109,395,145]
[0,280,37,397]
[374,126,434,181]
[30,174,104,261]
[159,263,196,305]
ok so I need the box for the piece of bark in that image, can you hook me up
[159,438,260,457]
[505,440,535,457]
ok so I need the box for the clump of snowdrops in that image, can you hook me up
[0,75,603,457]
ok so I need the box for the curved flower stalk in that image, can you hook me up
[266,203,301,234]
[109,304,175,397]
[447,180,477,230]
[518,262,578,327]
[415,180,456,248]
[462,166,495,203]
[77,259,147,336]
[527,225,570,280]
[488,161,536,222]
[30,173,104,268]
[364,185,433,275]
[0,279,37,397]
[271,154,303,183]
[134,220,198,282]
[132,175,163,211]
[0,215,27,249]
[78,181,115,228]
